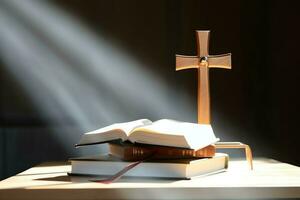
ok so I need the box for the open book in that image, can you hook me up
[77,119,219,150]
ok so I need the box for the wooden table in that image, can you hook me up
[0,159,299,200]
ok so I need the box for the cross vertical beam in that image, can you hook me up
[176,30,231,124]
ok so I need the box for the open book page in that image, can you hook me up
[77,119,152,146]
[128,119,219,150]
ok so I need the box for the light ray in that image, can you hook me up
[0,0,195,156]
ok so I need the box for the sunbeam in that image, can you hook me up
[0,0,194,155]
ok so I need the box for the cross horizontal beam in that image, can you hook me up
[176,53,232,71]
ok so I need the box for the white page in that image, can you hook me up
[130,119,219,149]
[77,119,152,145]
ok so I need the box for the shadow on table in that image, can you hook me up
[35,170,226,184]
[35,174,182,184]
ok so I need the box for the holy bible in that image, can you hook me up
[109,142,216,161]
[73,119,227,179]
[77,119,219,150]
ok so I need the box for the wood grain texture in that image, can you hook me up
[175,55,198,71]
[0,159,300,200]
[207,54,232,69]
[176,30,231,124]
[196,31,210,57]
[198,64,210,124]
[215,142,253,170]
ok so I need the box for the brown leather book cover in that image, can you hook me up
[108,142,215,161]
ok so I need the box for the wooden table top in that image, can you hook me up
[0,158,300,200]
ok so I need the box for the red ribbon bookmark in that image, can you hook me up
[90,160,143,184]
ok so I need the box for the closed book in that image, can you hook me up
[109,142,216,161]
[70,153,228,179]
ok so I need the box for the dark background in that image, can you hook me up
[0,0,299,180]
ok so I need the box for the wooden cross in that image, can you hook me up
[176,30,231,124]
[176,31,253,170]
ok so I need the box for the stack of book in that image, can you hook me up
[70,119,228,179]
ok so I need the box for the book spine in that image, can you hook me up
[109,144,215,161]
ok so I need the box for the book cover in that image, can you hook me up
[69,153,228,179]
[109,142,216,161]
